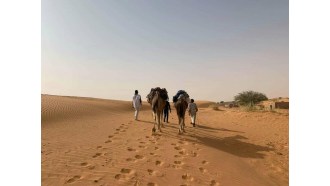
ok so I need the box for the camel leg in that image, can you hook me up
[183,115,186,133]
[161,112,164,128]
[157,112,162,132]
[179,118,181,134]
[152,111,156,133]
[152,112,156,121]
[177,116,180,134]
[152,122,156,133]
[178,117,183,134]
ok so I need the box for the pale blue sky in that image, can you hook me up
[42,0,288,102]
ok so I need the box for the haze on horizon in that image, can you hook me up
[42,0,288,102]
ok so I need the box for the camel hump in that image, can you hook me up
[173,90,190,103]
[147,87,169,103]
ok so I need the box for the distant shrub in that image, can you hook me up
[234,91,268,108]
[209,104,222,111]
[241,106,257,112]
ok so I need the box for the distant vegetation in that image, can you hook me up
[208,104,224,111]
[234,91,268,107]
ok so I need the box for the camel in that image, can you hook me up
[146,87,168,133]
[173,91,190,134]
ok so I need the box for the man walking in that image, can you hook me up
[188,99,198,127]
[132,90,142,120]
[163,100,171,123]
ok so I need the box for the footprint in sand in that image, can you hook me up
[171,143,176,146]
[171,164,181,169]
[147,183,157,186]
[105,159,111,164]
[66,175,81,183]
[139,141,146,144]
[150,153,155,156]
[199,167,207,173]
[174,155,181,158]
[179,151,186,155]
[182,173,194,181]
[116,128,120,131]
[145,136,150,138]
[105,140,112,143]
[92,153,102,158]
[154,147,159,150]
[126,158,134,162]
[154,133,162,137]
[210,180,220,186]
[147,169,156,175]
[174,161,183,165]
[127,147,136,152]
[114,132,119,134]
[114,174,126,180]
[80,162,88,166]
[202,160,209,165]
[96,146,102,149]
[178,141,188,145]
[276,152,283,155]
[155,160,164,166]
[191,151,198,157]
[138,145,146,149]
[108,135,114,138]
[120,168,133,174]
[135,155,144,159]
[174,146,183,150]
[87,165,95,170]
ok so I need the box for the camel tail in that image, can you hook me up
[178,104,185,119]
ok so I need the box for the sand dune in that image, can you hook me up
[42,95,288,186]
[194,101,216,108]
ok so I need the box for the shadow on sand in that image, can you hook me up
[141,119,273,159]
[191,134,273,159]
[195,124,244,133]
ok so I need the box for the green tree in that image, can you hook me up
[234,91,268,107]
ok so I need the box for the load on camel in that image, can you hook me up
[173,90,190,134]
[146,87,169,133]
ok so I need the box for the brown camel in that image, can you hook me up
[146,87,168,133]
[174,95,189,134]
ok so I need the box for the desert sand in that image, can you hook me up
[42,94,288,186]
